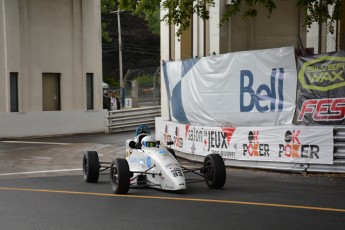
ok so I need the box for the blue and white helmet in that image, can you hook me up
[141,136,156,147]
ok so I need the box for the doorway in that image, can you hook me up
[42,73,60,111]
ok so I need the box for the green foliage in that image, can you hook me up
[220,0,277,26]
[145,7,160,35]
[119,0,160,16]
[102,0,160,36]
[133,75,159,85]
[118,0,161,35]
[102,22,112,43]
[101,0,117,13]
[101,0,117,43]
[118,0,343,37]
[103,76,120,88]
[119,0,214,37]
[161,0,215,37]
[297,0,343,34]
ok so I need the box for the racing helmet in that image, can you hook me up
[141,136,156,147]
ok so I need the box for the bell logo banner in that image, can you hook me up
[163,47,297,127]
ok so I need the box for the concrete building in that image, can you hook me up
[0,0,104,138]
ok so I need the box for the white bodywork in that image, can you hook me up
[125,141,186,191]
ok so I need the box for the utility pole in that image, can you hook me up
[111,9,124,108]
[117,9,125,108]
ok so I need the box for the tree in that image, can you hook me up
[145,7,160,35]
[119,0,343,37]
[101,0,160,85]
[102,0,160,36]
[101,0,117,42]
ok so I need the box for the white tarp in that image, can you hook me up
[162,47,298,127]
[161,121,334,165]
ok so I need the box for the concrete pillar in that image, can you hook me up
[72,0,83,110]
[0,0,7,112]
[160,2,170,120]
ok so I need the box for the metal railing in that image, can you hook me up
[307,126,345,173]
[106,106,161,133]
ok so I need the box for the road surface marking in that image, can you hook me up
[20,157,51,161]
[0,187,344,213]
[32,156,52,160]
[0,169,82,176]
[1,141,70,145]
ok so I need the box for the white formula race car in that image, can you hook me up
[82,125,226,194]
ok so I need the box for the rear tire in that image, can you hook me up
[203,154,226,189]
[110,159,130,194]
[83,151,100,183]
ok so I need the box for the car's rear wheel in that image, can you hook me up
[110,158,130,194]
[83,151,100,183]
[203,154,226,189]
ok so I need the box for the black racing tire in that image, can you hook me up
[203,154,226,189]
[83,151,100,183]
[110,158,130,194]
[167,148,176,158]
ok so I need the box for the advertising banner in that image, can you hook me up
[163,47,298,127]
[296,51,345,125]
[162,121,334,165]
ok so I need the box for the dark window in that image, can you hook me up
[10,72,18,112]
[86,73,94,110]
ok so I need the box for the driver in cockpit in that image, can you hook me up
[141,136,157,148]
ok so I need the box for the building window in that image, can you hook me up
[86,73,94,110]
[42,73,61,111]
[10,72,19,112]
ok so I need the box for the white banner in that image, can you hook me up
[161,121,334,164]
[162,47,297,127]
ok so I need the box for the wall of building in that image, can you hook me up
[221,0,305,53]
[0,0,104,138]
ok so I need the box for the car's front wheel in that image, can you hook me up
[110,158,130,194]
[203,154,226,189]
[167,148,176,158]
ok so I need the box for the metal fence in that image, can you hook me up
[136,83,161,106]
[281,35,344,55]
[124,68,161,107]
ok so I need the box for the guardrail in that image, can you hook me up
[106,106,161,133]
[306,126,345,173]
[176,126,345,174]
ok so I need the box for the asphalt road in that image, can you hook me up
[1,132,345,230]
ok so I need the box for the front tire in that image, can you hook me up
[167,148,176,158]
[83,151,100,183]
[203,154,226,189]
[110,159,130,194]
